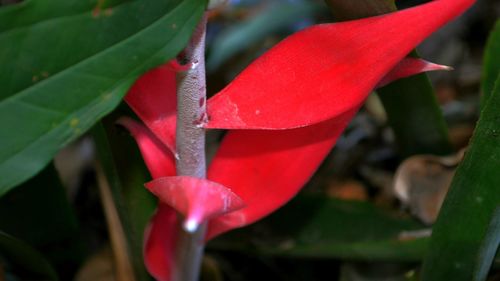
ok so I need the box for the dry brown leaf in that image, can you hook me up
[393,149,465,224]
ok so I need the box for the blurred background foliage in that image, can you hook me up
[0,0,499,280]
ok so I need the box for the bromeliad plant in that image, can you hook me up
[119,0,475,280]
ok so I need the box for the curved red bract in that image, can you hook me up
[377,58,451,88]
[117,117,175,179]
[117,117,178,281]
[205,0,474,130]
[125,63,177,152]
[146,176,246,233]
[143,204,178,281]
[206,109,357,238]
[121,0,475,280]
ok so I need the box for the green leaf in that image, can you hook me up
[92,122,147,280]
[207,1,322,71]
[0,163,82,279]
[421,74,500,281]
[377,64,453,156]
[481,19,500,108]
[0,231,57,281]
[103,114,157,272]
[210,195,429,261]
[473,208,500,281]
[0,0,206,196]
[95,109,158,281]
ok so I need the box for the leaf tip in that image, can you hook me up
[183,218,200,233]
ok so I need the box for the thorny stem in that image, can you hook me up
[172,14,208,281]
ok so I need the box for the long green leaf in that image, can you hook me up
[104,110,157,257]
[92,121,151,281]
[481,19,500,108]
[94,109,158,281]
[377,65,453,156]
[0,231,57,281]
[0,0,205,196]
[421,74,500,281]
[473,208,500,281]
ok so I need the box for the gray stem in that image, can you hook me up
[172,14,208,281]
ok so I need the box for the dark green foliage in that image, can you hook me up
[0,164,81,280]
[422,74,500,281]
[0,0,205,196]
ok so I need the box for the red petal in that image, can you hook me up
[125,63,177,151]
[205,0,474,130]
[118,117,178,281]
[206,109,357,239]
[122,64,179,281]
[116,117,175,179]
[377,58,452,88]
[143,204,178,281]
[146,176,245,233]
[204,58,451,239]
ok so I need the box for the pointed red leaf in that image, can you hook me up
[205,0,474,130]
[143,204,178,281]
[206,109,357,239]
[146,176,245,233]
[117,116,177,281]
[122,57,455,242]
[125,63,177,151]
[203,57,452,239]
[116,117,175,179]
[377,57,452,88]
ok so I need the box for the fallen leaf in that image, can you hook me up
[393,150,465,224]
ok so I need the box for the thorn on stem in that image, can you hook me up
[169,60,194,73]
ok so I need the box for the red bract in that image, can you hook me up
[117,117,175,179]
[121,0,474,280]
[116,116,178,281]
[205,0,474,130]
[206,110,357,238]
[204,60,449,239]
[143,203,178,281]
[125,64,177,152]
[377,58,452,88]
[146,176,245,232]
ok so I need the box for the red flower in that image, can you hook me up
[121,0,474,279]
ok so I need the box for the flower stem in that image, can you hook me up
[172,13,208,281]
